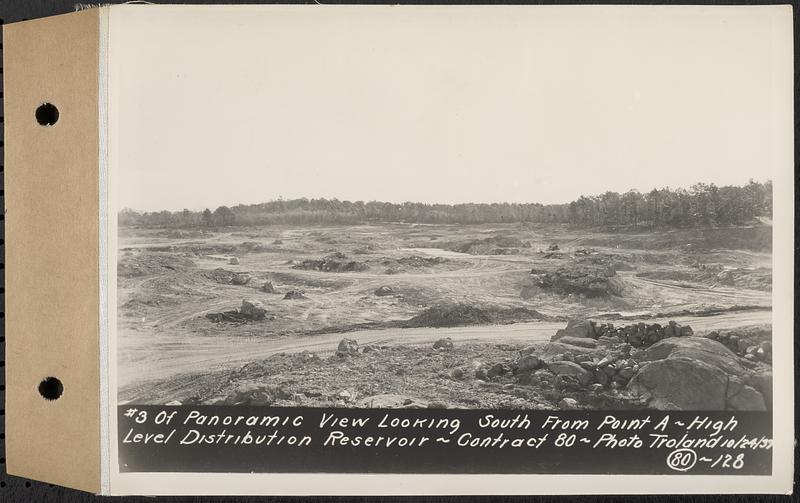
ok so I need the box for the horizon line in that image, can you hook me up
[118,178,772,214]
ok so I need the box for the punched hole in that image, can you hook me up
[38,377,63,401]
[35,103,59,126]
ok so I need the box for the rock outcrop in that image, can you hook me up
[627,337,766,411]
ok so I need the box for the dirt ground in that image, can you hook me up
[116,222,772,404]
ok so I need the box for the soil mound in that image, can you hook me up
[446,236,526,255]
[374,286,394,297]
[293,252,369,272]
[487,307,548,324]
[404,304,546,328]
[405,304,492,328]
[204,268,251,286]
[118,252,195,277]
[382,255,449,269]
[575,252,632,271]
[206,299,270,323]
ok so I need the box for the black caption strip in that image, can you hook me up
[118,406,771,475]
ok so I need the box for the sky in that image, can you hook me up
[109,5,793,212]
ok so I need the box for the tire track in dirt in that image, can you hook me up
[625,274,770,302]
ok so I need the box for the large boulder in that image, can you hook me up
[628,358,729,410]
[746,370,772,406]
[725,377,766,411]
[336,338,359,357]
[517,354,543,372]
[487,363,509,378]
[520,343,546,356]
[558,336,598,349]
[628,337,765,410]
[641,337,745,376]
[558,397,580,409]
[552,319,596,341]
[546,361,593,387]
[433,338,454,350]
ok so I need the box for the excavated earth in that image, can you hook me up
[129,319,772,411]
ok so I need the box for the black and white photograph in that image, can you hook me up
[1,3,792,495]
[110,6,784,415]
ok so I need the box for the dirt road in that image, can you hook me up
[118,309,771,390]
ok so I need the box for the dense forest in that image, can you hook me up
[119,180,772,230]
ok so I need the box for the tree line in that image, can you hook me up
[118,180,772,230]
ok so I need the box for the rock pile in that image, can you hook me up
[239,300,267,320]
[529,264,625,298]
[283,290,307,300]
[206,299,270,323]
[553,319,694,348]
[504,319,771,410]
[704,329,772,363]
[512,346,641,392]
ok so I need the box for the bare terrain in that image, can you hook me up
[117,222,772,409]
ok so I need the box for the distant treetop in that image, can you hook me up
[118,179,772,230]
